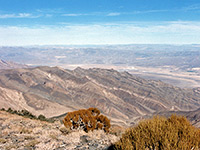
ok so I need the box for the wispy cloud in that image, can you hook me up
[36,8,64,14]
[62,12,121,17]
[62,13,87,17]
[120,5,200,15]
[182,4,200,11]
[131,9,169,14]
[106,12,121,16]
[0,13,40,19]
[0,21,200,46]
[45,14,53,18]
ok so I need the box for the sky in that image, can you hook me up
[0,0,200,46]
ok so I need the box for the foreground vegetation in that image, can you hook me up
[0,108,54,123]
[2,107,200,149]
[0,110,118,149]
[112,115,200,150]
[63,108,111,132]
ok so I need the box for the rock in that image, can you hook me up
[80,135,89,143]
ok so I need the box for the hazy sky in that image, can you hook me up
[0,0,200,45]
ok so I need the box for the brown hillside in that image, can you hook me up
[0,66,200,125]
[0,59,28,70]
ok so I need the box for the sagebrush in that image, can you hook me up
[113,115,200,150]
[63,108,111,132]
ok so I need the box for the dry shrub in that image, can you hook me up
[24,136,35,140]
[109,125,126,136]
[0,138,7,144]
[19,127,33,134]
[59,126,71,135]
[25,140,40,147]
[113,115,200,150]
[49,133,59,141]
[5,145,17,150]
[63,107,111,132]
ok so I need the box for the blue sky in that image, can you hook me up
[0,0,200,45]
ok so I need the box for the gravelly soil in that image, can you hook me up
[0,111,119,150]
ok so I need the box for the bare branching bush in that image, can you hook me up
[113,115,200,150]
[63,108,111,132]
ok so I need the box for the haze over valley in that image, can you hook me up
[1,44,200,88]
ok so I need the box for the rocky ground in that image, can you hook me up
[0,111,119,150]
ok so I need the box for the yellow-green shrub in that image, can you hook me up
[113,115,200,150]
[63,107,110,132]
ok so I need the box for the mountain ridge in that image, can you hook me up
[0,59,28,70]
[0,66,200,126]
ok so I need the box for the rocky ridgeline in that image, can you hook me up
[1,66,200,126]
[0,111,119,150]
[0,59,28,70]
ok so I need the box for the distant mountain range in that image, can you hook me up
[0,59,28,70]
[1,45,200,89]
[0,45,200,71]
[0,66,200,126]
